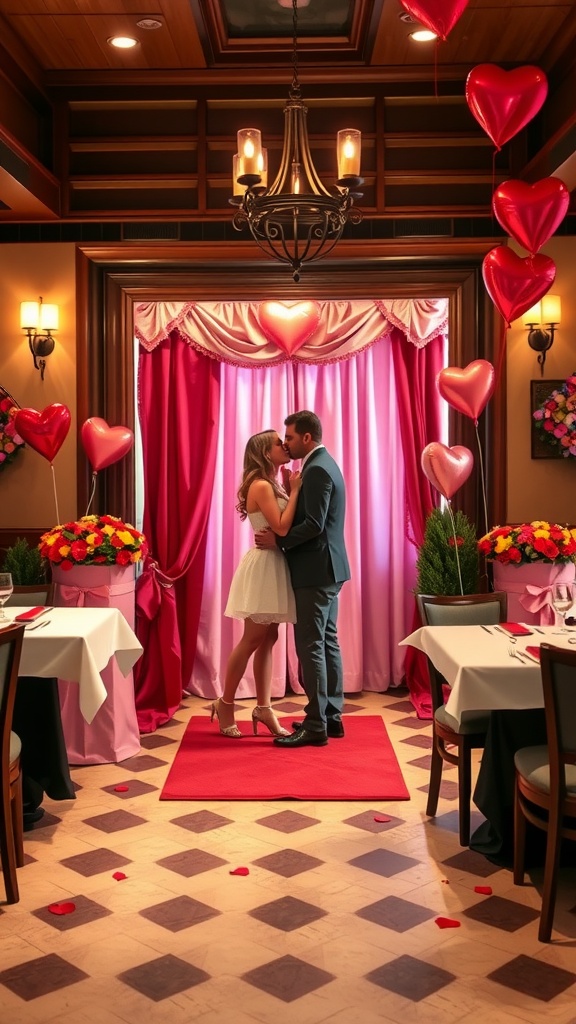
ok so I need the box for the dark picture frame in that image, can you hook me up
[530,378,565,459]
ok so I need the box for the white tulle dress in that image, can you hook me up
[224,500,296,624]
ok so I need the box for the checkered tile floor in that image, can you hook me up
[2,690,576,1024]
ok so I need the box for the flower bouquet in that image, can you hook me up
[39,514,148,570]
[0,393,25,471]
[532,374,576,458]
[478,521,576,565]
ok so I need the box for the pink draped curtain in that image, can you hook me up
[134,299,447,728]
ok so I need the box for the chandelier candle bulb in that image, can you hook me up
[237,128,262,178]
[232,155,245,196]
[337,130,361,179]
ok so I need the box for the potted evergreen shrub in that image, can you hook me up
[416,507,480,595]
[1,537,47,585]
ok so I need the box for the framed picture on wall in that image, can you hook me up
[531,378,565,459]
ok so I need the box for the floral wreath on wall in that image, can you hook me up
[532,373,576,459]
[0,386,25,471]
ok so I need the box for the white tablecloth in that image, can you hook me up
[2,607,143,724]
[399,624,575,726]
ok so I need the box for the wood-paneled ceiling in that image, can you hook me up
[0,0,575,233]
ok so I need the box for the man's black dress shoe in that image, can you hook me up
[23,807,45,832]
[293,721,345,739]
[274,728,328,748]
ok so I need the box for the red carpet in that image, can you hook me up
[160,715,409,801]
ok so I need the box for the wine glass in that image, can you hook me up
[551,583,576,628]
[0,572,13,620]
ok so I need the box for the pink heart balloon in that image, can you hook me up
[492,177,570,256]
[14,403,71,463]
[421,443,474,501]
[258,300,321,356]
[81,417,134,472]
[482,247,556,325]
[466,64,548,150]
[437,360,496,423]
[399,0,469,40]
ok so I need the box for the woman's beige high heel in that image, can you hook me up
[252,705,290,737]
[211,697,242,738]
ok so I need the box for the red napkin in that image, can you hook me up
[48,901,76,915]
[229,867,249,876]
[435,917,460,929]
[525,646,541,661]
[500,623,533,636]
[474,885,492,895]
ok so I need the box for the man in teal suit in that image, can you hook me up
[256,410,350,747]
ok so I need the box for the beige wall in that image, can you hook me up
[0,238,575,531]
[506,236,576,526]
[0,244,77,528]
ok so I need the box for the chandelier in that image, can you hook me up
[230,0,363,282]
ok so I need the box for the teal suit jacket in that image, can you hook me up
[279,447,350,589]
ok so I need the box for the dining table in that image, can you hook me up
[2,606,143,812]
[399,623,576,863]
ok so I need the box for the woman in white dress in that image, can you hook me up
[211,430,301,738]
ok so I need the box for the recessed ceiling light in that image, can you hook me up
[410,29,438,42]
[108,36,139,49]
[136,19,163,30]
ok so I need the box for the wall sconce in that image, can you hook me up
[20,297,59,380]
[522,294,561,376]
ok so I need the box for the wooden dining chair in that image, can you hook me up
[513,642,576,942]
[0,622,26,904]
[7,583,54,607]
[416,592,508,845]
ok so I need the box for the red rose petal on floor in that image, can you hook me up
[373,815,391,822]
[229,867,249,876]
[474,885,492,895]
[435,917,461,929]
[113,785,129,792]
[112,871,127,880]
[48,902,76,915]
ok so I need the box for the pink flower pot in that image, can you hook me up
[492,561,575,624]
[53,563,140,764]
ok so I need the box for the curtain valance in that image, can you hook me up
[134,298,448,367]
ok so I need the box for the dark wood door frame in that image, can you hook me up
[76,239,505,532]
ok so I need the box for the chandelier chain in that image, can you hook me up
[290,0,300,98]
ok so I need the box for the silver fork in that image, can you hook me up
[508,644,528,664]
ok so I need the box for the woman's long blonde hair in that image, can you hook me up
[236,430,285,519]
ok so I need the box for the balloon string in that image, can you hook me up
[51,464,60,524]
[445,500,464,596]
[475,422,489,536]
[85,471,98,516]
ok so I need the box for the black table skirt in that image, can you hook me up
[469,708,575,867]
[13,676,76,810]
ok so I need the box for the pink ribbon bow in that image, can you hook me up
[520,584,556,625]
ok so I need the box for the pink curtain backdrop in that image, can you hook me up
[134,300,448,728]
[134,333,220,731]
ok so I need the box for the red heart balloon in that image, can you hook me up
[14,403,71,463]
[399,0,469,40]
[81,417,134,471]
[258,300,321,356]
[492,177,570,256]
[421,443,474,501]
[437,360,496,422]
[482,247,556,325]
[466,64,548,150]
